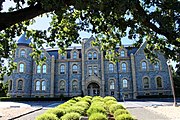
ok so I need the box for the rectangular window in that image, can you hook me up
[94,66,98,75]
[88,66,92,75]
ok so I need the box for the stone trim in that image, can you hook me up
[121,77,129,89]
[16,78,25,91]
[120,61,128,73]
[71,79,79,92]
[155,75,164,88]
[70,48,79,59]
[58,63,66,74]
[142,76,151,89]
[19,48,27,58]
[118,47,127,57]
[85,47,100,54]
[58,51,67,59]
[34,79,47,91]
[58,80,66,92]
[18,61,26,73]
[140,59,149,71]
[71,63,79,74]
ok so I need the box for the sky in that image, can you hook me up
[2,1,177,69]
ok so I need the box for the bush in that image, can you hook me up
[56,103,71,109]
[105,100,117,112]
[74,101,90,110]
[66,106,86,115]
[81,96,92,104]
[104,96,117,102]
[36,113,59,120]
[61,112,80,120]
[109,104,125,114]
[87,106,107,116]
[89,113,108,120]
[46,108,65,118]
[72,96,82,101]
[92,96,104,102]
[114,109,129,118]
[115,114,134,120]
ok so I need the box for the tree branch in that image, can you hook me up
[0,3,51,31]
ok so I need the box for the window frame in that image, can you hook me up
[72,64,78,74]
[42,64,47,73]
[19,63,25,73]
[143,77,150,89]
[122,79,128,88]
[109,63,114,73]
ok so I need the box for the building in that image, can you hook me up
[7,34,172,100]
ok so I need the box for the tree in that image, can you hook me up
[0,81,8,97]
[0,0,180,79]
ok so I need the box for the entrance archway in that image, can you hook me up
[87,83,100,96]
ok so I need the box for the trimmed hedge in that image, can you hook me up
[114,109,129,118]
[61,112,81,120]
[89,113,108,120]
[36,113,59,120]
[109,104,125,114]
[87,105,107,116]
[66,106,86,115]
[46,108,65,118]
[115,114,134,120]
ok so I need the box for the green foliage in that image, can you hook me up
[115,114,134,120]
[109,104,125,114]
[46,108,65,118]
[105,100,118,112]
[66,106,86,115]
[87,105,107,116]
[74,101,90,110]
[35,113,59,120]
[104,96,117,102]
[72,96,82,102]
[114,109,129,118]
[0,81,8,97]
[61,112,81,120]
[89,113,108,120]
[92,96,104,103]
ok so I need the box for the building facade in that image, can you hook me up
[8,34,172,100]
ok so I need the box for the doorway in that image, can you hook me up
[87,83,100,96]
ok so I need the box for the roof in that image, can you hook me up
[17,33,31,45]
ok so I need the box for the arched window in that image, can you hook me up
[73,51,77,59]
[72,80,78,91]
[37,65,41,73]
[93,52,97,60]
[42,81,46,91]
[60,81,65,91]
[110,80,115,90]
[120,50,125,57]
[122,79,128,88]
[19,63,25,73]
[60,64,65,74]
[109,63,114,72]
[142,61,147,71]
[156,77,163,88]
[122,62,127,72]
[42,64,47,73]
[9,80,12,91]
[35,81,40,91]
[88,52,92,60]
[72,64,78,74]
[154,61,160,70]
[17,80,23,90]
[143,77,150,88]
[20,50,25,57]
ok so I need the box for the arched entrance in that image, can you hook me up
[87,83,100,96]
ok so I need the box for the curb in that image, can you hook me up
[8,107,43,120]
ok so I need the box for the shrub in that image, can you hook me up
[115,114,134,120]
[56,103,71,109]
[61,112,80,120]
[46,108,65,118]
[104,96,117,102]
[87,106,107,116]
[66,106,86,115]
[36,113,59,120]
[89,113,108,120]
[114,109,129,118]
[91,101,105,107]
[105,100,117,112]
[72,96,82,101]
[92,96,104,102]
[74,101,90,110]
[109,104,125,114]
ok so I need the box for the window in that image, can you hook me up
[123,79,128,88]
[120,50,125,57]
[141,61,147,71]
[156,77,163,88]
[88,66,92,75]
[94,66,98,75]
[42,81,46,91]
[40,52,44,59]
[20,50,25,57]
[109,63,114,72]
[72,64,78,74]
[60,81,65,91]
[19,63,24,73]
[154,61,160,70]
[35,81,40,91]
[110,80,115,90]
[72,80,78,91]
[42,64,47,73]
[73,52,77,59]
[122,63,127,72]
[143,77,150,88]
[9,80,12,91]
[88,52,92,60]
[93,52,97,60]
[18,80,23,90]
[60,64,65,74]
[37,65,41,73]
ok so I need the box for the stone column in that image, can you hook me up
[81,40,85,95]
[50,55,55,97]
[101,51,105,97]
[130,53,137,99]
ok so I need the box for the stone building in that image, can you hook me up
[7,34,172,100]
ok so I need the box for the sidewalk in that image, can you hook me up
[0,102,42,120]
